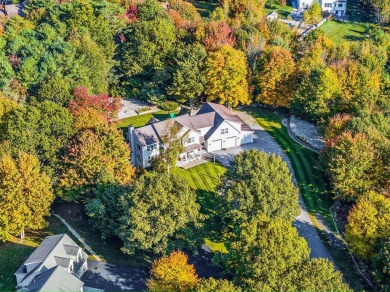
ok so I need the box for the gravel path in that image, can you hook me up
[213,110,334,262]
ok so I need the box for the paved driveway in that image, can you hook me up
[212,111,334,262]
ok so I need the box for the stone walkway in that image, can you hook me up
[53,213,102,261]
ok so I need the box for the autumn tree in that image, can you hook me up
[0,94,20,121]
[119,172,201,255]
[203,21,235,51]
[223,214,349,291]
[204,45,250,107]
[147,251,198,291]
[60,125,135,200]
[303,1,322,24]
[345,191,390,258]
[220,149,300,227]
[196,278,241,292]
[256,46,295,108]
[0,152,54,240]
[326,132,378,201]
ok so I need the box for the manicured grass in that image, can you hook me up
[172,162,227,253]
[248,108,335,229]
[264,4,294,19]
[188,0,218,18]
[320,20,368,44]
[0,216,82,292]
[54,202,151,268]
[115,109,184,137]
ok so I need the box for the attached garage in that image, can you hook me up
[241,132,254,144]
[225,136,237,148]
[208,139,222,152]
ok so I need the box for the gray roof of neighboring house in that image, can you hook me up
[27,266,83,292]
[24,234,64,265]
[134,102,253,146]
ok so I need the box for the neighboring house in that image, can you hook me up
[296,0,314,9]
[267,11,278,21]
[15,234,88,292]
[320,0,347,16]
[128,102,254,168]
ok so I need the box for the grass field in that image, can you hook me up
[188,0,218,18]
[264,4,294,19]
[173,162,227,253]
[320,20,368,44]
[0,216,82,292]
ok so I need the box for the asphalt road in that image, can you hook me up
[212,111,334,262]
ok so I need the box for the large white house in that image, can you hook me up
[14,234,88,292]
[295,0,347,16]
[128,102,254,168]
[320,0,347,16]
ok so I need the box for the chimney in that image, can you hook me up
[128,125,136,165]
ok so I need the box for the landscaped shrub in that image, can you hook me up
[160,101,179,111]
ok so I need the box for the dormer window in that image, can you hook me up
[221,128,228,134]
[147,143,157,152]
[187,137,195,144]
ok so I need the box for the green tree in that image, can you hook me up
[345,191,390,258]
[60,125,135,200]
[0,94,20,121]
[1,101,74,175]
[0,152,54,240]
[224,214,349,291]
[220,149,299,226]
[36,75,73,106]
[119,172,201,255]
[372,238,390,292]
[196,278,241,292]
[167,43,207,103]
[204,45,250,107]
[147,251,199,291]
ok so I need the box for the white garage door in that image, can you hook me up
[209,139,222,152]
[241,132,253,144]
[225,136,237,148]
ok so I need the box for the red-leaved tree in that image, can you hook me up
[69,86,122,123]
[204,21,235,51]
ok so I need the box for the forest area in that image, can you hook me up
[0,0,389,290]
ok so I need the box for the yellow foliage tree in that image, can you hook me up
[205,45,250,107]
[346,191,390,258]
[0,152,54,240]
[147,251,199,291]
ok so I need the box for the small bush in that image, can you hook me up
[160,101,179,111]
[137,106,152,113]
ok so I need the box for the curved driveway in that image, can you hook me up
[212,111,334,262]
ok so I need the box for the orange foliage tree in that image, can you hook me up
[256,46,295,108]
[147,251,199,291]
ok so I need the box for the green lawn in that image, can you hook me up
[188,0,218,18]
[0,216,83,292]
[172,162,227,253]
[264,4,294,19]
[115,108,184,137]
[320,20,368,44]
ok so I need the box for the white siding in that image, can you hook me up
[206,121,240,152]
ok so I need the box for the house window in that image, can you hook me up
[137,144,141,151]
[221,128,228,134]
[147,143,157,152]
[338,3,343,7]
[324,3,332,7]
[187,137,195,144]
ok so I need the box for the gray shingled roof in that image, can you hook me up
[24,234,64,265]
[27,266,83,292]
